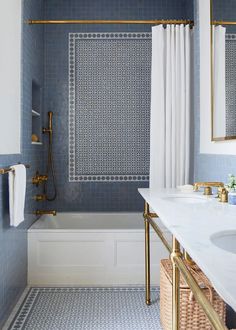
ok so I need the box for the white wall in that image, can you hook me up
[199,0,236,155]
[0,1,21,154]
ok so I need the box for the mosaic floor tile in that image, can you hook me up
[8,287,162,330]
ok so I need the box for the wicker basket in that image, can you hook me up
[160,259,226,330]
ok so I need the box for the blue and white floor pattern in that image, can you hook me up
[7,287,162,330]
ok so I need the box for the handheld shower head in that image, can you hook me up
[48,111,53,131]
[43,111,57,201]
[42,111,53,135]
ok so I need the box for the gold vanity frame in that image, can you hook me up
[210,0,236,142]
[143,201,228,330]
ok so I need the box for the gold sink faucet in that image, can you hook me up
[193,182,224,196]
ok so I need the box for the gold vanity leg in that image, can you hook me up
[144,201,151,305]
[171,236,181,330]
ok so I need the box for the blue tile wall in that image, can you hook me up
[0,0,45,327]
[43,0,193,212]
[194,0,236,185]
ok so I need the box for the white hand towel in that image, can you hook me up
[8,164,26,227]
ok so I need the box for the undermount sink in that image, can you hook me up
[210,230,236,254]
[163,195,209,204]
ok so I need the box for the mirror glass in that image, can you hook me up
[211,0,236,141]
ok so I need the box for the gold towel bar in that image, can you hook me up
[0,164,30,175]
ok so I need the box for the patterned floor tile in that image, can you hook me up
[8,287,162,330]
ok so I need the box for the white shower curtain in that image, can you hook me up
[150,24,192,189]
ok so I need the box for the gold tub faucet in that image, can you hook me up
[193,182,224,195]
[34,210,57,216]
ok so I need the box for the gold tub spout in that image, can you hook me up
[34,210,57,216]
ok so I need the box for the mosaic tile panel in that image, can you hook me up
[225,34,236,137]
[8,287,161,330]
[69,33,151,182]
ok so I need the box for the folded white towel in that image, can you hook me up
[177,184,194,193]
[8,164,26,227]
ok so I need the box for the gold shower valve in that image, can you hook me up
[32,171,48,186]
[42,128,52,134]
[34,194,47,202]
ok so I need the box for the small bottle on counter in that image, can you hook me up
[228,191,236,205]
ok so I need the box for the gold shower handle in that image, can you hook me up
[32,171,48,186]
[33,194,47,202]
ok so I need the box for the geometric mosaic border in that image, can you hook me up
[67,174,150,182]
[8,287,160,330]
[226,34,236,40]
[68,33,151,182]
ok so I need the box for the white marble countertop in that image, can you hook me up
[138,188,236,311]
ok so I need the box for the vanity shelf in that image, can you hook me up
[31,142,43,145]
[32,109,40,117]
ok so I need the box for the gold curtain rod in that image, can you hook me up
[212,20,236,26]
[0,164,30,175]
[27,19,194,25]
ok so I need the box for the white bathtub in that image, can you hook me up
[28,213,170,286]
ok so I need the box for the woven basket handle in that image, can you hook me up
[187,265,214,303]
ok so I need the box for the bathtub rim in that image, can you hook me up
[28,212,169,234]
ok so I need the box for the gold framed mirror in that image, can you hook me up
[211,0,236,141]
